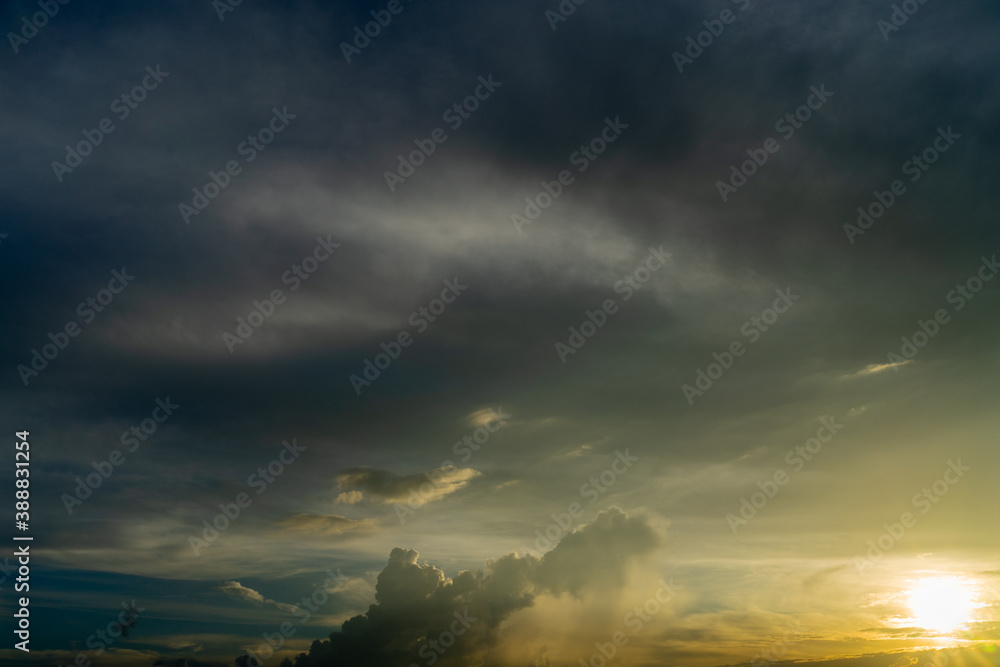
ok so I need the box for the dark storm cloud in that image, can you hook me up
[3,0,997,425]
[534,506,660,595]
[253,508,659,667]
[0,0,982,481]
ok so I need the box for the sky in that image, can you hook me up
[0,0,999,666]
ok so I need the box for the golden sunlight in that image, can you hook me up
[906,577,977,633]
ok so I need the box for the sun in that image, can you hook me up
[906,577,976,633]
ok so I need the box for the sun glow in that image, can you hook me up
[906,577,977,633]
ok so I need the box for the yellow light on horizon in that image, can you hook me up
[907,577,976,634]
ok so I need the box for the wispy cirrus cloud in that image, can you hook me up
[215,581,301,614]
[841,360,913,378]
[278,513,378,536]
[335,466,481,505]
